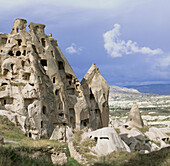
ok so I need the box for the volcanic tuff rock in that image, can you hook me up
[81,63,110,129]
[126,103,144,128]
[82,127,130,156]
[0,19,109,139]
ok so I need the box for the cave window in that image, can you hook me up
[29,132,32,138]
[100,137,109,140]
[51,51,54,57]
[94,137,98,142]
[69,81,72,85]
[8,50,14,56]
[55,89,59,95]
[3,69,9,75]
[90,88,94,99]
[11,64,14,71]
[16,28,19,33]
[41,121,43,128]
[59,113,63,117]
[17,39,22,46]
[66,74,72,79]
[23,50,26,56]
[21,61,25,67]
[1,50,2,52]
[53,77,55,84]
[1,38,7,44]
[41,38,46,47]
[58,61,64,70]
[84,121,87,127]
[4,99,6,105]
[8,40,10,43]
[76,84,79,89]
[40,59,47,67]
[42,106,46,114]
[1,83,7,86]
[95,109,99,114]
[16,51,21,56]
[23,73,30,80]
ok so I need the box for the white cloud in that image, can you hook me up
[65,43,82,54]
[103,24,163,58]
[157,55,170,68]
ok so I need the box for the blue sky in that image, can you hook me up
[1,0,170,86]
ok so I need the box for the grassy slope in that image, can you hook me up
[0,115,80,166]
[93,147,170,166]
[0,115,170,166]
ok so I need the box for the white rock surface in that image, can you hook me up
[82,127,130,156]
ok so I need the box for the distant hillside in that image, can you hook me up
[110,85,140,94]
[125,84,170,95]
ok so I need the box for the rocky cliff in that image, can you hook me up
[0,19,109,139]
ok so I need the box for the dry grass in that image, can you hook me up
[72,130,97,163]
[0,115,66,149]
[94,147,170,166]
[10,82,26,87]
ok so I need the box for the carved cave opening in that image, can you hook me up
[8,50,14,56]
[58,61,64,70]
[90,88,95,100]
[16,51,21,56]
[40,59,47,67]
[42,106,46,114]
[1,38,7,44]
[41,38,46,47]
[53,77,55,83]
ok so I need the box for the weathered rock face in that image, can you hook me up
[145,127,169,142]
[81,63,110,130]
[82,127,130,156]
[119,127,151,152]
[0,19,109,139]
[126,103,144,128]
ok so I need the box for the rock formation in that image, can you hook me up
[125,102,144,128]
[82,127,130,156]
[0,19,109,139]
[145,127,169,142]
[81,63,110,130]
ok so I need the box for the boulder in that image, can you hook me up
[119,127,151,152]
[145,127,169,142]
[51,152,67,165]
[82,127,130,156]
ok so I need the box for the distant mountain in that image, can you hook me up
[125,84,170,95]
[110,85,140,94]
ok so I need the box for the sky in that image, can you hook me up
[1,0,170,86]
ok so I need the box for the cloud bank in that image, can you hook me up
[65,43,82,54]
[103,24,163,58]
